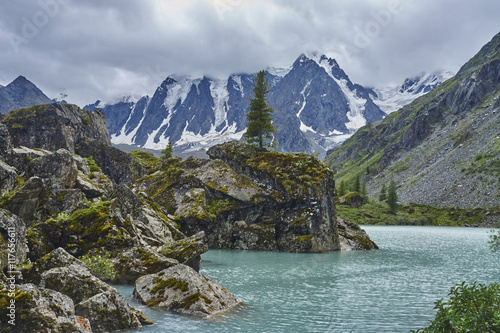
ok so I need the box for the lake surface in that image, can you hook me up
[117,226,499,332]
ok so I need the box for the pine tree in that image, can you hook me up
[387,180,399,213]
[338,180,347,196]
[360,181,367,197]
[379,184,387,202]
[161,142,173,160]
[353,174,361,193]
[245,70,276,148]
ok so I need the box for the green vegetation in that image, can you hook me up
[245,70,276,148]
[337,201,500,227]
[129,150,162,174]
[387,180,399,213]
[246,150,331,197]
[413,282,500,333]
[489,229,500,252]
[379,183,387,202]
[86,156,101,173]
[79,252,116,281]
[161,142,174,160]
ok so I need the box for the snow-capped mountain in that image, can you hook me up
[371,71,454,114]
[85,54,388,156]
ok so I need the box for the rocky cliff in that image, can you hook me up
[137,141,377,252]
[0,104,238,332]
[326,31,500,208]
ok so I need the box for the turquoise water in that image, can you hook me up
[117,226,499,332]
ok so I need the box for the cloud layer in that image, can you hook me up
[0,0,499,106]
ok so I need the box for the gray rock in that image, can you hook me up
[0,209,28,272]
[134,264,241,317]
[337,218,379,251]
[159,231,208,272]
[40,263,114,304]
[0,160,17,193]
[27,148,79,190]
[24,247,87,285]
[0,123,12,159]
[75,289,152,333]
[2,283,92,333]
[112,247,179,284]
[5,146,50,173]
[1,176,43,224]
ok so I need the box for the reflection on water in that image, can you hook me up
[118,226,499,333]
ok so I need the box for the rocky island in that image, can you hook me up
[0,103,376,332]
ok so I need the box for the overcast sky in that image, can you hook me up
[0,0,499,106]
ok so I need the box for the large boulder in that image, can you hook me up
[0,283,92,333]
[159,231,208,272]
[0,176,43,225]
[140,142,352,252]
[24,247,86,284]
[75,289,153,333]
[134,264,241,317]
[26,149,79,190]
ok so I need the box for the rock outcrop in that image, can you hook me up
[1,103,145,184]
[139,141,376,252]
[134,264,241,317]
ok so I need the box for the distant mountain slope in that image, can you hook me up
[0,76,52,114]
[86,54,387,156]
[371,71,454,114]
[325,31,500,208]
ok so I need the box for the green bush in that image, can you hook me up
[413,282,500,332]
[79,252,116,281]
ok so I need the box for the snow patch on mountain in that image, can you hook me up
[371,71,454,114]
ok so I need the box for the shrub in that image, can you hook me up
[79,252,116,281]
[413,282,500,332]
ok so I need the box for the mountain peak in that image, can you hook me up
[0,75,52,114]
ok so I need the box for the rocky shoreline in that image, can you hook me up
[0,103,377,332]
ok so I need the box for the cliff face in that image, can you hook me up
[1,103,145,184]
[326,32,500,208]
[139,142,377,252]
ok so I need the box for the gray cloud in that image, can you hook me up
[0,0,499,106]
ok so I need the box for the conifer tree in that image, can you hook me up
[338,180,347,196]
[245,70,276,148]
[379,183,387,202]
[387,180,399,213]
[161,142,173,160]
[353,174,361,193]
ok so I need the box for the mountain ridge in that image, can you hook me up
[325,31,500,208]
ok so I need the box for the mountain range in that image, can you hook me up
[84,54,450,156]
[326,31,500,209]
[0,57,451,158]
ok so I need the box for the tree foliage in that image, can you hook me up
[387,180,398,213]
[245,70,276,148]
[338,180,347,196]
[489,229,500,252]
[413,282,500,333]
[352,174,361,193]
[379,183,387,202]
[161,142,173,160]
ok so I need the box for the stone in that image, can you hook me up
[337,218,379,251]
[160,231,208,272]
[0,160,17,194]
[0,123,12,159]
[1,176,43,225]
[75,289,152,333]
[26,148,79,190]
[134,264,241,317]
[40,263,114,304]
[0,209,28,272]
[0,283,92,333]
[112,247,179,284]
[24,247,87,285]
